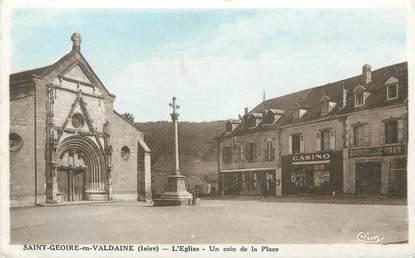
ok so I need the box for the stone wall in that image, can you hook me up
[9,86,36,207]
[110,112,149,201]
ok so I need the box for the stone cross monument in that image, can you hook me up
[169,97,181,175]
[153,97,192,206]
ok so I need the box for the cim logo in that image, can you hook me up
[356,231,385,243]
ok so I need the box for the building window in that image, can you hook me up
[320,130,330,151]
[71,112,85,128]
[265,140,275,161]
[389,158,407,195]
[121,146,130,160]
[355,92,364,106]
[387,83,398,100]
[385,120,398,144]
[292,134,301,154]
[222,145,232,164]
[245,142,255,162]
[353,125,364,147]
[9,133,23,152]
[321,102,329,114]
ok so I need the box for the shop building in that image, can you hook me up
[216,62,408,196]
[344,103,408,195]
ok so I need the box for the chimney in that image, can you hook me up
[244,107,248,115]
[71,32,81,52]
[342,84,347,108]
[362,64,371,85]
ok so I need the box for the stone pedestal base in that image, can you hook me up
[153,174,193,206]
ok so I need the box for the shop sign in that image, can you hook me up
[291,152,331,165]
[348,144,406,158]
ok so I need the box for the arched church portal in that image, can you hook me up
[57,136,106,202]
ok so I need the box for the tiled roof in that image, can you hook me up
[220,61,407,138]
[9,65,54,85]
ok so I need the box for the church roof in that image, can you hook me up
[10,39,112,96]
[10,65,54,85]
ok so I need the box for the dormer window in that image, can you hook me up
[248,113,263,128]
[387,84,398,100]
[353,85,369,107]
[320,95,336,115]
[355,92,364,106]
[385,77,399,100]
[263,109,284,125]
[225,119,240,132]
[321,102,329,114]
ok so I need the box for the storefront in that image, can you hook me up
[282,151,343,195]
[221,169,278,196]
[348,144,407,196]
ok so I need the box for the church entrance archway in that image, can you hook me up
[57,136,106,202]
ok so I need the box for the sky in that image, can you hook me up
[10,9,406,122]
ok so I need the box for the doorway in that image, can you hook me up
[57,169,86,202]
[355,162,382,194]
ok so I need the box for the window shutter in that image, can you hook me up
[300,133,304,153]
[271,142,275,161]
[364,124,371,147]
[316,132,321,152]
[257,136,261,156]
[240,144,244,161]
[245,143,251,160]
[253,143,257,160]
[397,119,404,143]
[404,119,408,143]
[330,129,336,150]
[349,128,354,148]
[379,123,385,145]
[288,135,293,154]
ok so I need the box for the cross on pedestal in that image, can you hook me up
[153,96,193,206]
[169,97,181,175]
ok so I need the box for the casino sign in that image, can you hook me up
[348,144,406,158]
[291,152,331,165]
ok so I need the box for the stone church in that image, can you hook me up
[9,33,152,207]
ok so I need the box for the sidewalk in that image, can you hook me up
[205,194,407,206]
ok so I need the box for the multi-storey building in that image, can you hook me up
[216,62,408,197]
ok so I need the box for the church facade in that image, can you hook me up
[9,33,152,207]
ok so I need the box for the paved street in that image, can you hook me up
[10,197,407,244]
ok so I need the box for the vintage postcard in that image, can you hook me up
[0,0,414,257]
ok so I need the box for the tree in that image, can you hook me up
[121,112,135,123]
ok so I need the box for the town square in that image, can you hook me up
[11,197,407,244]
[2,5,413,258]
